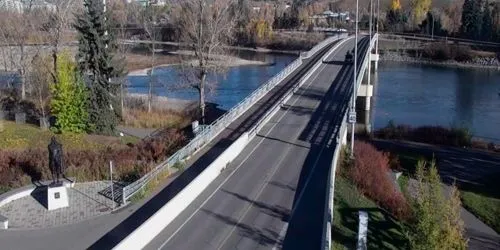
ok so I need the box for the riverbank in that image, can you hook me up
[127,50,273,76]
[125,93,196,112]
[380,51,500,70]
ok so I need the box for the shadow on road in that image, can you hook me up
[283,37,370,249]
[88,42,337,249]
[200,208,282,248]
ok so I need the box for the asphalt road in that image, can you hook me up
[144,37,370,250]
[89,36,342,249]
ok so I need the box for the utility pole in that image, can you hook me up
[110,161,115,209]
[366,0,372,109]
[376,0,380,53]
[350,0,359,157]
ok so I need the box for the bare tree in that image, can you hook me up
[110,0,134,116]
[138,2,168,113]
[41,0,78,86]
[176,0,237,124]
[30,54,51,129]
[0,10,33,100]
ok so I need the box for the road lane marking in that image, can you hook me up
[215,37,354,250]
[158,37,352,250]
[271,38,356,250]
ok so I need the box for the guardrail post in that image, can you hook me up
[122,187,126,205]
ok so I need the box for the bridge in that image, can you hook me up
[91,33,380,250]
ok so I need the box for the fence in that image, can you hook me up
[121,34,344,203]
[321,33,378,250]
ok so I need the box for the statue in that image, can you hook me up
[48,136,65,185]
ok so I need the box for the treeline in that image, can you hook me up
[386,0,500,43]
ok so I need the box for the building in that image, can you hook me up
[310,10,350,27]
[126,0,167,6]
[0,0,56,13]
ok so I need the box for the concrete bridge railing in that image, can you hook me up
[321,33,378,250]
[121,34,345,204]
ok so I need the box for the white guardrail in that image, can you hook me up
[321,33,378,250]
[121,33,345,203]
[114,132,251,250]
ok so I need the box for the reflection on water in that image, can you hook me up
[374,62,500,141]
[127,51,297,110]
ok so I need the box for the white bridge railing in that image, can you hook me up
[120,34,345,203]
[322,33,378,250]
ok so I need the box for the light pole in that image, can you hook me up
[376,0,380,53]
[350,0,359,157]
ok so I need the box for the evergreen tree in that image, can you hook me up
[482,1,493,41]
[74,0,123,135]
[460,0,483,40]
[50,52,89,133]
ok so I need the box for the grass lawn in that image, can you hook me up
[461,191,500,234]
[0,121,139,150]
[332,176,408,250]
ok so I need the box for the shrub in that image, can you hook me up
[422,43,472,62]
[375,123,472,147]
[0,128,186,191]
[122,108,189,129]
[349,141,411,220]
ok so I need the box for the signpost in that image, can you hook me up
[349,110,357,124]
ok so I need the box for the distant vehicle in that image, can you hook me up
[345,51,353,63]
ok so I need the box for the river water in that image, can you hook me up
[127,51,296,110]
[374,62,500,141]
[127,53,500,141]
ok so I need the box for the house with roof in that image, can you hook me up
[0,0,56,13]
[310,10,350,27]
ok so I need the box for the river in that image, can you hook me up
[374,62,500,141]
[127,51,297,110]
[127,53,500,141]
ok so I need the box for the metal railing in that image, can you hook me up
[322,33,378,249]
[301,34,347,59]
[120,35,344,203]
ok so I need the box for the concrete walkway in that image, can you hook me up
[373,139,500,250]
[0,182,119,229]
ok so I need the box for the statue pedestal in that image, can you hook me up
[47,184,69,211]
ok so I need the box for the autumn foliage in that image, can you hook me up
[0,128,186,192]
[348,141,410,220]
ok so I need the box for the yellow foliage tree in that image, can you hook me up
[391,0,402,11]
[411,0,432,27]
[247,18,272,44]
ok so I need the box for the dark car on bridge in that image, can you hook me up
[345,51,353,64]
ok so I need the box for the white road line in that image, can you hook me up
[158,37,351,250]
[217,37,354,250]
[271,37,354,250]
[215,137,293,249]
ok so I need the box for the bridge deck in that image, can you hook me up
[144,37,370,250]
[89,38,340,249]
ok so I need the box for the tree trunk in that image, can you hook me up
[120,81,124,116]
[199,72,206,124]
[20,44,26,100]
[148,40,155,113]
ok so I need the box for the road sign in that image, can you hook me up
[348,111,357,124]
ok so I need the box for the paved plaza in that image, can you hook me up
[0,181,120,229]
